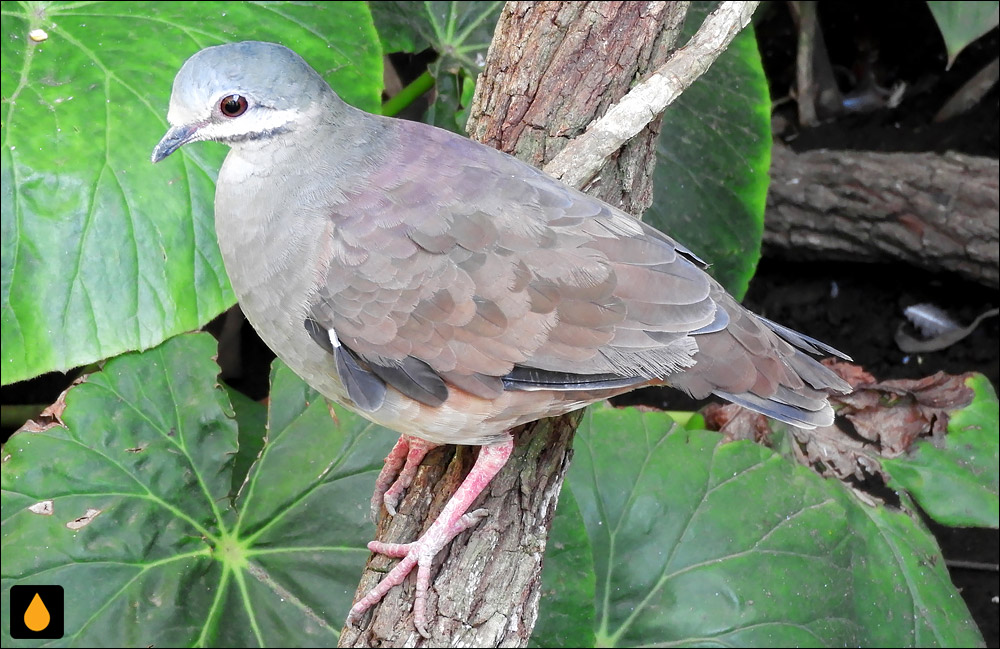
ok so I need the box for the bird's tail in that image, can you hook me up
[671,286,851,429]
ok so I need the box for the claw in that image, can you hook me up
[370,435,439,520]
[349,439,514,637]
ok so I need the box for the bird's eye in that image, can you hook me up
[219,94,248,117]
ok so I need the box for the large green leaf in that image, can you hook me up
[1,333,397,646]
[224,382,268,501]
[531,488,597,649]
[370,1,502,131]
[647,2,771,299]
[369,0,501,70]
[535,405,984,647]
[0,1,383,385]
[927,1,1000,67]
[837,491,985,647]
[883,374,1000,528]
[566,406,856,647]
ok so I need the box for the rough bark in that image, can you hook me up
[539,1,757,188]
[339,2,686,646]
[764,142,1000,288]
[468,1,686,213]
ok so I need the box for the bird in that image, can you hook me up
[153,40,851,637]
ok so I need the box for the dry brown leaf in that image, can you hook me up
[704,362,977,503]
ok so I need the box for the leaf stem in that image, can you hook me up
[455,1,504,44]
[446,0,457,41]
[382,70,435,116]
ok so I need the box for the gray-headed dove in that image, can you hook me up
[153,41,850,637]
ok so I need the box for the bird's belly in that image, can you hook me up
[359,384,594,446]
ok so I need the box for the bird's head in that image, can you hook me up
[152,41,333,162]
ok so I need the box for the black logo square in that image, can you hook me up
[9,585,64,639]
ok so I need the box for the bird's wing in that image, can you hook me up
[305,118,847,425]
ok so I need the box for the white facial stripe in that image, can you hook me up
[188,106,300,142]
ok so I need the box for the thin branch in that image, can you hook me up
[945,559,1000,572]
[542,0,759,187]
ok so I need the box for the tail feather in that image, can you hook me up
[784,349,852,393]
[760,316,852,361]
[672,288,850,429]
[714,389,835,429]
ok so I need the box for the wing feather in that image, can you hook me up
[300,116,848,427]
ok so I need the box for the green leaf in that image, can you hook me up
[1,1,384,385]
[883,374,1000,528]
[370,1,501,69]
[369,0,429,54]
[647,2,771,299]
[927,1,1000,68]
[370,1,502,131]
[224,382,268,501]
[425,68,478,133]
[558,406,858,647]
[834,490,985,647]
[1,333,397,646]
[531,488,597,649]
[537,405,986,647]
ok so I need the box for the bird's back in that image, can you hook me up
[223,110,850,434]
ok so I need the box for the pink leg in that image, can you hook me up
[371,435,439,519]
[348,438,514,638]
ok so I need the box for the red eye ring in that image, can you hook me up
[219,94,248,117]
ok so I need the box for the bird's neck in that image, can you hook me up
[212,100,394,312]
[227,99,385,171]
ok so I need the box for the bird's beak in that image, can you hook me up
[151,124,200,163]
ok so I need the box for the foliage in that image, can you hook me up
[1,1,995,647]
[926,1,1000,68]
[883,374,999,528]
[648,2,770,300]
[0,0,383,385]
[3,336,993,647]
[533,393,994,647]
[2,334,390,646]
[370,1,501,130]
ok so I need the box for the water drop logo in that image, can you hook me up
[24,593,50,631]
[9,585,64,639]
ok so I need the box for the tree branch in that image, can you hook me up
[339,1,768,646]
[764,142,1000,288]
[542,0,759,188]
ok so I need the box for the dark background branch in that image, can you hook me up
[764,142,999,288]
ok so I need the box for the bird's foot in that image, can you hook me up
[370,435,439,520]
[349,439,513,638]
[346,508,489,637]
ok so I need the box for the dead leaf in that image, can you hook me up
[703,363,977,505]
